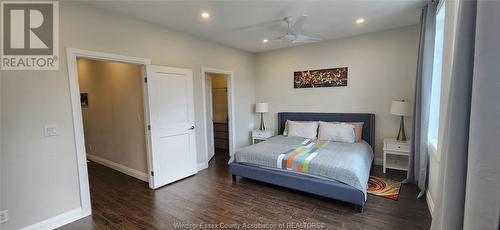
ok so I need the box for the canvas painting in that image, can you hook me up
[294,67,348,88]
[80,93,88,107]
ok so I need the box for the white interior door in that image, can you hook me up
[205,77,215,161]
[146,65,197,189]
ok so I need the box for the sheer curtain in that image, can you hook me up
[431,0,500,229]
[404,2,436,198]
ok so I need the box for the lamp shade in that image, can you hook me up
[255,103,269,113]
[390,100,410,116]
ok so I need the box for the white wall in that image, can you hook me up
[0,2,255,229]
[254,25,419,164]
[78,59,148,174]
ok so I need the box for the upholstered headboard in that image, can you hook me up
[277,112,376,150]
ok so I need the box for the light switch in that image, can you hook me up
[44,124,59,137]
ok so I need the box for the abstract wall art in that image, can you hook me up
[294,67,348,88]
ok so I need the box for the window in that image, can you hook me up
[428,4,446,152]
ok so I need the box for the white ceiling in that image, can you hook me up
[86,0,425,53]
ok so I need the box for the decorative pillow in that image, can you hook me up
[283,120,289,136]
[346,122,364,143]
[286,120,319,139]
[318,121,357,143]
[325,121,364,142]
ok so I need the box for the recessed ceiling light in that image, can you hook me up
[201,12,210,19]
[356,18,365,24]
[262,39,269,43]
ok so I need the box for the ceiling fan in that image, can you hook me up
[268,15,322,44]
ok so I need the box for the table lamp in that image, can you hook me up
[255,103,269,131]
[390,100,410,142]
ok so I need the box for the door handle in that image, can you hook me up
[188,126,195,130]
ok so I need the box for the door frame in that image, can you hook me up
[204,76,215,161]
[66,48,152,215]
[201,67,235,162]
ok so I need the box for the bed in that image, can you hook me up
[229,112,375,212]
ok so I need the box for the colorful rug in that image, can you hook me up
[367,176,402,201]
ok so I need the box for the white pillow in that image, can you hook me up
[318,121,356,143]
[287,121,319,139]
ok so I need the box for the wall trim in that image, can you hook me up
[87,154,148,182]
[426,190,435,217]
[197,162,209,171]
[19,208,89,230]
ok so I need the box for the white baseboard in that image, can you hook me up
[87,153,148,182]
[197,162,209,171]
[426,190,435,217]
[20,208,89,230]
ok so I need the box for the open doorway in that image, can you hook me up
[77,58,150,182]
[202,68,235,164]
[68,49,198,216]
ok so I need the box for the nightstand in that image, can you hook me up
[252,129,275,144]
[383,138,410,173]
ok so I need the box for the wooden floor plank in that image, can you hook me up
[60,152,431,229]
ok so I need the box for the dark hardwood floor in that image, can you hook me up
[61,151,431,229]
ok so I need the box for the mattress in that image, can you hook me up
[232,135,373,198]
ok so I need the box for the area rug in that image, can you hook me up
[367,176,402,201]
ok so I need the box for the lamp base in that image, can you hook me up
[259,113,266,131]
[396,116,406,142]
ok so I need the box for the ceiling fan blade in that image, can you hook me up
[269,36,285,42]
[221,19,283,33]
[291,15,307,33]
[293,34,321,43]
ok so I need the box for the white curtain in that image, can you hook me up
[431,0,500,229]
[404,2,436,198]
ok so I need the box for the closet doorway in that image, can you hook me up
[202,68,235,163]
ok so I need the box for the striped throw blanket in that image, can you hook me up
[276,140,330,173]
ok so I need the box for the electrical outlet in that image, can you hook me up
[43,124,59,137]
[0,210,8,224]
